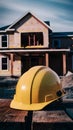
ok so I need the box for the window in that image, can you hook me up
[1,57,8,70]
[21,32,43,47]
[1,35,8,48]
[52,39,61,49]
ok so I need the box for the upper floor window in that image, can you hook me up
[21,32,43,47]
[1,35,8,48]
[52,39,61,49]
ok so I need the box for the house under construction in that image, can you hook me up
[0,12,73,76]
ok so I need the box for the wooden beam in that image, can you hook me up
[45,53,49,67]
[28,35,30,46]
[63,53,66,75]
[10,53,14,76]
[33,34,35,46]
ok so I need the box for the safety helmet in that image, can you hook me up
[10,66,64,110]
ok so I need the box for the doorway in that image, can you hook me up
[49,53,63,76]
[21,55,44,74]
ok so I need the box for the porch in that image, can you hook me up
[0,48,70,76]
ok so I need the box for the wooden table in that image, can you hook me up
[0,99,73,130]
[0,99,27,122]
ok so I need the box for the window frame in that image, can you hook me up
[0,56,9,70]
[1,35,8,48]
[21,32,43,47]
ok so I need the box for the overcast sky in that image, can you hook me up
[0,0,73,32]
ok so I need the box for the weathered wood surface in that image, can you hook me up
[0,99,73,122]
[33,110,73,123]
[0,99,73,130]
[0,99,28,122]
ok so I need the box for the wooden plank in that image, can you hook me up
[33,110,73,123]
[63,54,66,75]
[0,99,73,130]
[0,99,28,122]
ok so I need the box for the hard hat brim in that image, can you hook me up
[10,97,61,111]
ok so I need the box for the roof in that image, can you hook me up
[0,25,15,33]
[0,25,10,31]
[8,11,52,30]
[50,32,73,37]
[0,11,52,33]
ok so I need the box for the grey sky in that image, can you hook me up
[0,0,73,32]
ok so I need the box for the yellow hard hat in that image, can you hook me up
[10,66,64,110]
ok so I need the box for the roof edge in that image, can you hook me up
[7,11,52,30]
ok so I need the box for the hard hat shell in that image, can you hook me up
[10,66,64,110]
